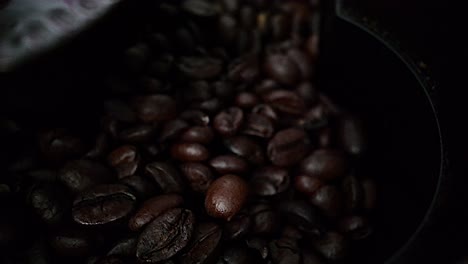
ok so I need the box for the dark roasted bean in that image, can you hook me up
[309,185,342,218]
[86,133,109,160]
[300,149,348,181]
[145,162,185,193]
[132,95,177,123]
[249,203,279,236]
[214,81,236,99]
[196,98,223,114]
[228,56,260,84]
[180,126,214,144]
[271,13,291,41]
[294,174,323,196]
[213,107,244,137]
[120,175,158,199]
[338,215,372,240]
[287,48,314,80]
[251,166,289,196]
[59,159,114,193]
[243,113,274,138]
[267,128,309,167]
[253,79,280,96]
[341,175,363,212]
[107,237,137,257]
[96,256,125,264]
[180,222,223,264]
[104,100,137,123]
[205,175,249,220]
[50,229,92,256]
[263,89,306,115]
[362,178,377,210]
[129,194,184,231]
[223,211,251,240]
[72,184,136,225]
[179,57,223,80]
[224,136,265,164]
[268,238,301,264]
[338,115,366,156]
[159,119,190,142]
[312,232,348,262]
[119,125,156,143]
[221,0,239,12]
[281,225,303,241]
[219,14,239,45]
[302,251,325,264]
[264,54,300,85]
[239,5,256,28]
[171,143,210,161]
[180,162,214,193]
[137,208,195,263]
[279,200,322,235]
[252,104,278,123]
[209,155,249,175]
[246,237,269,259]
[295,82,318,106]
[184,81,213,102]
[306,34,319,60]
[182,0,220,17]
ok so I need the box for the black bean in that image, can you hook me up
[294,174,323,196]
[341,175,364,212]
[338,215,372,240]
[268,238,301,264]
[309,185,343,218]
[251,166,290,196]
[59,159,114,193]
[180,222,223,264]
[279,200,323,235]
[120,174,158,199]
[145,162,185,194]
[180,126,214,144]
[263,89,306,115]
[312,232,348,262]
[249,203,279,236]
[223,211,251,240]
[267,128,310,167]
[180,109,210,126]
[264,54,300,85]
[107,145,139,179]
[205,175,249,220]
[50,229,93,256]
[246,237,269,259]
[182,0,220,17]
[107,237,137,257]
[178,57,223,80]
[159,119,190,143]
[300,149,348,181]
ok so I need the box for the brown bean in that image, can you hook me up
[171,143,210,162]
[205,175,249,220]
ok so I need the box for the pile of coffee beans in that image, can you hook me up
[0,0,377,263]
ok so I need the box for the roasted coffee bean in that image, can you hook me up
[214,81,236,99]
[214,107,244,137]
[72,184,136,225]
[129,194,184,231]
[39,129,85,162]
[184,81,213,102]
[306,34,319,60]
[294,174,323,196]
[104,100,137,123]
[224,136,265,164]
[264,54,300,85]
[209,155,248,175]
[179,57,223,80]
[86,133,109,160]
[295,83,318,107]
[205,175,249,220]
[221,0,239,13]
[228,56,260,84]
[182,0,220,17]
[180,109,210,126]
[125,43,151,72]
[362,178,377,210]
[341,175,363,212]
[251,166,290,196]
[107,237,137,257]
[300,149,348,181]
[59,159,114,193]
[219,14,239,45]
[145,162,185,193]
[270,13,291,41]
[132,95,177,123]
[136,208,195,263]
[267,128,309,167]
[301,104,330,130]
[120,175,158,199]
[338,115,366,156]
[217,245,259,264]
[28,184,66,225]
[312,232,348,262]
[196,98,223,114]
[249,203,279,235]
[159,119,190,142]
[180,162,214,193]
[252,104,278,123]
[239,5,256,28]
[338,215,372,240]
[180,126,214,144]
[279,200,322,235]
[281,225,303,241]
[242,114,274,138]
[235,92,259,109]
[246,237,269,259]
[287,48,314,80]
[139,77,170,94]
[171,143,210,161]
[96,256,125,264]
[119,125,156,143]
[223,211,251,240]
[108,145,139,179]
[309,185,342,218]
[268,238,301,264]
[253,79,280,96]
[50,229,93,256]
[180,222,223,264]
[318,127,333,148]
[263,89,306,115]
[28,169,57,182]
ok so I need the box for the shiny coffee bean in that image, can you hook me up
[338,115,366,156]
[213,107,244,137]
[205,175,249,220]
[107,237,137,257]
[243,114,274,138]
[108,145,139,179]
[132,95,177,123]
[249,203,279,236]
[253,79,280,96]
[224,136,265,164]
[279,200,323,235]
[312,232,348,262]
[180,222,223,264]
[301,104,330,131]
[196,98,223,114]
[159,119,190,142]
[267,128,310,167]
[178,56,223,80]
[50,229,92,256]
[129,194,184,231]
[264,54,300,85]
[341,175,364,212]
[136,208,195,263]
[300,149,348,181]
[268,238,301,264]
[171,143,210,161]
[338,215,372,240]
[294,174,323,196]
[180,162,214,193]
[145,162,185,193]
[104,100,137,123]
[309,185,342,218]
[120,175,158,199]
[59,159,114,193]
[223,211,251,240]
[209,155,249,175]
[263,89,306,115]
[72,184,136,225]
[251,166,290,196]
[180,126,214,144]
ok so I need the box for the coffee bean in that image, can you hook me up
[309,185,342,218]
[223,211,251,240]
[300,149,348,181]
[312,232,348,262]
[302,251,325,264]
[251,166,289,196]
[180,222,223,264]
[171,143,210,161]
[263,89,306,115]
[246,237,269,259]
[301,104,330,131]
[28,184,66,225]
[96,256,125,264]
[205,175,249,220]
[268,238,301,264]
[59,159,114,193]
[124,43,151,72]
[235,92,259,109]
[295,83,318,106]
[338,215,372,240]
[213,107,244,137]
[107,237,137,257]
[254,79,280,96]
[50,229,92,256]
[196,98,223,114]
[242,114,274,138]
[108,145,139,179]
[129,194,184,231]
[180,126,214,144]
[221,0,239,13]
[72,184,136,225]
[270,13,291,41]
[159,119,190,142]
[39,129,85,163]
[214,81,236,99]
[120,175,158,199]
[179,57,223,80]
[228,56,260,84]
[136,208,195,263]
[338,115,366,156]
[281,225,303,241]
[145,162,185,193]
[279,200,323,235]
[362,178,377,210]
[182,0,220,17]
[294,175,323,196]
[180,162,214,193]
[132,95,177,123]
[249,203,279,236]
[224,136,265,164]
[180,110,210,126]
[239,5,256,28]
[119,125,156,143]
[306,34,319,60]
[85,133,109,160]
[341,175,364,212]
[183,81,213,102]
[264,54,300,85]
[209,155,248,175]
[219,14,239,45]
[267,128,310,167]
